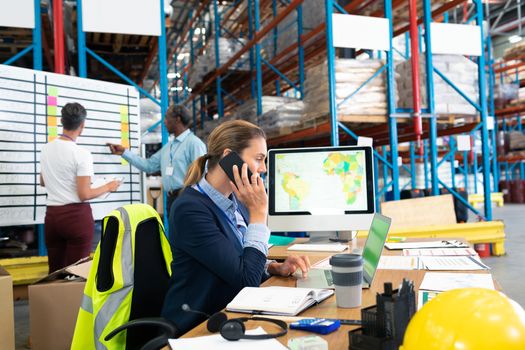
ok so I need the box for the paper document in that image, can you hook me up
[420,256,489,270]
[377,256,422,270]
[385,240,468,250]
[287,243,347,252]
[169,327,288,350]
[403,248,477,256]
[419,272,495,291]
[417,290,441,310]
[311,257,332,270]
[91,176,123,199]
[417,272,494,310]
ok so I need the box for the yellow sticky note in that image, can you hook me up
[121,139,130,148]
[121,123,129,133]
[120,106,128,115]
[47,126,58,137]
[47,117,57,126]
[48,87,58,96]
[47,106,57,116]
[121,159,128,166]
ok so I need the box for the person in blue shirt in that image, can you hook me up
[107,105,206,212]
[161,120,310,335]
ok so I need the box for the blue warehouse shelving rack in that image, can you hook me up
[1,0,45,255]
[159,0,498,221]
[76,0,172,229]
[493,56,525,184]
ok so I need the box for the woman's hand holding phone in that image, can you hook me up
[230,163,268,224]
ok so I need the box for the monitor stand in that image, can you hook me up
[306,230,357,244]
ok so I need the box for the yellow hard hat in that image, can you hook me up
[400,288,525,350]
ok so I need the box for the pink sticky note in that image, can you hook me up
[47,96,57,105]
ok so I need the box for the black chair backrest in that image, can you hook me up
[96,216,171,350]
[127,218,171,349]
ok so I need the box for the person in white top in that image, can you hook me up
[40,103,120,273]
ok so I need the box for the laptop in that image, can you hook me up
[296,213,392,289]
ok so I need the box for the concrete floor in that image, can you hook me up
[473,204,525,307]
[13,204,525,349]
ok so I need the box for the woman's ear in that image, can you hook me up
[221,148,232,158]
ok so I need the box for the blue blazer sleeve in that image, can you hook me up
[171,189,267,289]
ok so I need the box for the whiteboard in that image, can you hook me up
[332,14,390,51]
[0,0,35,29]
[82,0,161,36]
[0,64,142,226]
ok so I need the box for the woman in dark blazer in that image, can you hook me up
[161,120,310,335]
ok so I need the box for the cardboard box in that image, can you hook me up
[0,266,15,350]
[29,259,92,350]
[380,194,457,230]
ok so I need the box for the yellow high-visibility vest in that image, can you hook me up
[71,204,172,350]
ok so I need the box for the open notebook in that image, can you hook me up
[226,286,334,316]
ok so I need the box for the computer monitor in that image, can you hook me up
[267,146,375,232]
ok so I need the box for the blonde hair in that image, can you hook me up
[184,120,266,187]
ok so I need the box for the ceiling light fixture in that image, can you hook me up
[509,35,522,44]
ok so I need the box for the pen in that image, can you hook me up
[339,319,362,326]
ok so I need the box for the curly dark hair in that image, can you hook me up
[61,102,87,130]
[166,104,191,126]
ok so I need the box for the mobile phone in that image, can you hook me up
[219,151,253,184]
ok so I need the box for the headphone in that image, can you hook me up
[182,304,288,341]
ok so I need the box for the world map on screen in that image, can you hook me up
[275,151,367,213]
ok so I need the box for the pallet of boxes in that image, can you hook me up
[396,54,480,124]
[301,58,388,126]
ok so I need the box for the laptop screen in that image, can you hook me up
[362,213,391,283]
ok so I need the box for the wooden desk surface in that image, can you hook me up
[179,239,494,348]
[268,237,429,260]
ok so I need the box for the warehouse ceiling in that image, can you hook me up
[0,0,524,89]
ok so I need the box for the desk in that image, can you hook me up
[268,237,440,260]
[268,238,333,260]
[180,240,494,348]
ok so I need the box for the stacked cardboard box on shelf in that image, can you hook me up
[506,131,525,151]
[302,58,388,124]
[194,117,221,141]
[511,87,525,105]
[140,98,162,144]
[187,37,250,89]
[194,96,303,140]
[261,0,325,59]
[396,55,479,115]
[503,40,525,61]
[258,99,304,137]
[494,83,519,109]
